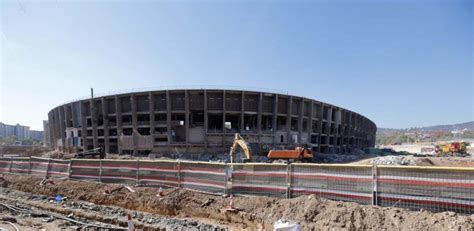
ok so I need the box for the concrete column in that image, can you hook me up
[131,95,138,155]
[272,95,278,146]
[62,106,68,151]
[222,90,226,150]
[149,92,155,135]
[204,90,208,150]
[81,102,88,151]
[90,99,98,150]
[287,96,292,144]
[115,96,123,154]
[240,92,245,132]
[101,97,110,154]
[298,99,304,145]
[166,91,172,150]
[71,103,78,128]
[308,101,313,146]
[257,93,262,135]
[58,107,66,152]
[48,113,55,149]
[185,90,190,151]
[317,103,323,153]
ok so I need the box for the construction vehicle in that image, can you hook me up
[435,141,469,156]
[229,133,252,163]
[74,147,105,159]
[267,145,313,162]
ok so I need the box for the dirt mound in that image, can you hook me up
[1,174,473,230]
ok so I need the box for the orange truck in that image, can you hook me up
[267,147,314,162]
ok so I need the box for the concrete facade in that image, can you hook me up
[48,89,376,155]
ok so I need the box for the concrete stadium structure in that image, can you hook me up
[47,89,376,155]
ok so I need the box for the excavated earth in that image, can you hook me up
[0,174,473,230]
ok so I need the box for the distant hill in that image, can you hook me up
[376,121,474,145]
[378,121,474,134]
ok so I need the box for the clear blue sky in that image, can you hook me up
[1,0,472,130]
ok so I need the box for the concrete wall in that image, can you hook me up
[48,89,377,155]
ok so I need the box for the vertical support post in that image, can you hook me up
[99,159,103,183]
[67,159,73,178]
[224,163,229,196]
[177,160,181,188]
[286,163,292,199]
[28,157,32,175]
[8,157,13,173]
[372,164,378,206]
[136,159,140,186]
[46,158,51,178]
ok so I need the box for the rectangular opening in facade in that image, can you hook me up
[86,118,92,127]
[106,98,116,114]
[123,128,133,135]
[302,119,308,132]
[329,136,335,145]
[322,122,328,134]
[261,115,273,131]
[170,113,185,142]
[323,106,329,120]
[310,135,319,144]
[189,92,204,110]
[331,109,337,122]
[120,97,131,113]
[86,129,92,137]
[97,116,104,127]
[330,123,336,134]
[321,135,327,145]
[277,97,288,114]
[225,113,240,132]
[170,92,185,111]
[304,101,310,117]
[208,113,223,132]
[291,98,300,115]
[154,113,167,125]
[109,145,118,154]
[154,127,167,134]
[153,93,167,111]
[225,93,241,111]
[311,120,318,133]
[84,102,91,116]
[243,114,257,131]
[121,115,132,125]
[277,116,287,131]
[107,116,117,125]
[137,127,150,135]
[262,95,274,113]
[109,129,118,136]
[190,111,204,127]
[137,114,150,125]
[98,129,104,137]
[136,95,149,112]
[244,94,258,112]
[290,118,298,131]
[207,92,223,111]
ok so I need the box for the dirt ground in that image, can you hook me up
[0,174,472,230]
[353,154,474,167]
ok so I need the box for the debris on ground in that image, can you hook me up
[1,174,472,231]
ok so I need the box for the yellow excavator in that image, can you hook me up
[229,133,252,163]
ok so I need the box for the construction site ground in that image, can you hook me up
[0,174,473,230]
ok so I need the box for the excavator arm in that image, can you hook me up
[229,133,252,163]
